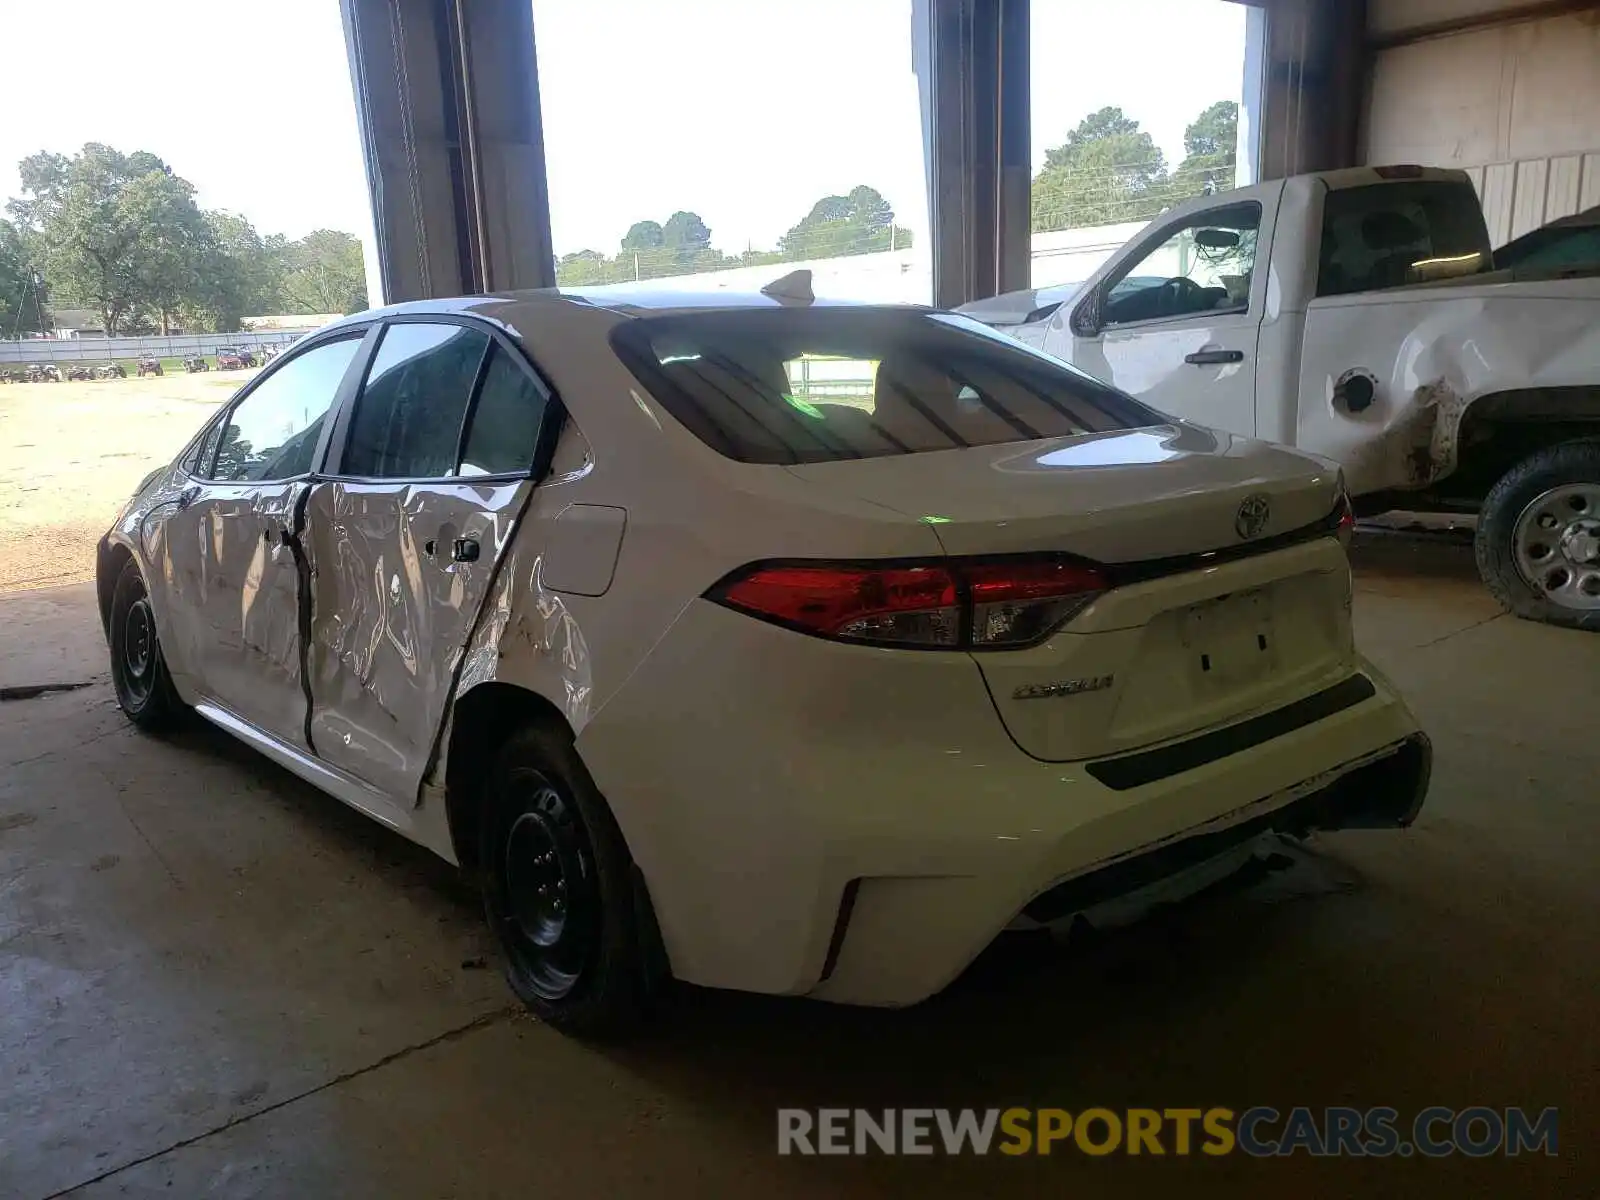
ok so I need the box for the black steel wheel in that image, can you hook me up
[480,725,662,1037]
[108,560,183,731]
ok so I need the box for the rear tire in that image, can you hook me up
[479,724,660,1038]
[108,560,184,731]
[1476,440,1600,631]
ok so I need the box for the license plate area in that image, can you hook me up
[1180,588,1278,687]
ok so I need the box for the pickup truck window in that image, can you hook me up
[1102,202,1260,328]
[1317,181,1489,297]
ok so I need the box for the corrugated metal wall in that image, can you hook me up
[1363,7,1600,244]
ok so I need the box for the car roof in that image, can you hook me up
[317,282,936,337]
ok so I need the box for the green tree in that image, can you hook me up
[1171,101,1238,199]
[661,210,711,252]
[0,219,47,336]
[777,185,907,259]
[620,220,664,251]
[1031,106,1170,232]
[190,211,285,331]
[122,169,218,333]
[555,248,627,286]
[280,229,368,314]
[7,144,215,334]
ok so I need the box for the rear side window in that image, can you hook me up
[460,347,547,476]
[1316,181,1491,297]
[344,322,490,478]
[610,309,1158,465]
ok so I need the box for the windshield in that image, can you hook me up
[1316,181,1491,297]
[610,308,1162,465]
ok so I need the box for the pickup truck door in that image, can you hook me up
[1051,191,1281,439]
[302,318,559,805]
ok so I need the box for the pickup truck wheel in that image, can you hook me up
[479,725,659,1038]
[1477,441,1600,630]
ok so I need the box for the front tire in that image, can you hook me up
[1476,440,1600,630]
[479,725,659,1038]
[108,560,184,730]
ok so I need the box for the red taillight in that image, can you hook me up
[711,557,1105,650]
[1337,492,1356,548]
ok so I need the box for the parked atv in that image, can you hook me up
[136,356,163,377]
[216,347,257,370]
[24,364,62,383]
[183,356,210,373]
[65,364,95,382]
[95,362,127,379]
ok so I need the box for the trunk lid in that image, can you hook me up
[786,424,1358,762]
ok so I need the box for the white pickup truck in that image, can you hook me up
[965,166,1600,630]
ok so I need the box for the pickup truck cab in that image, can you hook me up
[972,166,1600,630]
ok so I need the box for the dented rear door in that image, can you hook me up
[302,319,557,804]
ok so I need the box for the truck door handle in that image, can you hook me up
[452,537,480,563]
[1184,349,1245,365]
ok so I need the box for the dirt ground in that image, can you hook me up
[0,372,251,592]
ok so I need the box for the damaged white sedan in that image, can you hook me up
[99,288,1430,1036]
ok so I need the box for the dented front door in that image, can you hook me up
[301,480,533,802]
[164,481,313,746]
[160,332,369,746]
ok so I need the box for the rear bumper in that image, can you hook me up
[578,602,1430,1008]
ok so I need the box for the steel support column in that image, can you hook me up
[914,0,1030,308]
[341,0,555,305]
[1248,0,1368,180]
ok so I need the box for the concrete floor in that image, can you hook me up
[1,533,1596,1198]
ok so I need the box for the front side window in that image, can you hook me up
[1103,202,1260,327]
[611,308,1159,465]
[344,322,490,478]
[1317,181,1490,297]
[211,336,363,482]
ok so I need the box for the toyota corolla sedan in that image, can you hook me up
[98,284,1431,1037]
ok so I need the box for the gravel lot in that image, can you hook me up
[0,372,249,592]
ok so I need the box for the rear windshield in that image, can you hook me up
[1316,181,1491,297]
[609,308,1160,464]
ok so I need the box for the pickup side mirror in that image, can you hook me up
[1069,287,1104,338]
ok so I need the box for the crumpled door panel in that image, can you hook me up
[303,478,532,804]
[171,481,312,745]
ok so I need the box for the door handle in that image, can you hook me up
[1184,348,1245,366]
[452,537,480,563]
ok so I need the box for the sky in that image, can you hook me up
[0,0,1245,256]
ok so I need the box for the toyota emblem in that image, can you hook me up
[1235,494,1271,540]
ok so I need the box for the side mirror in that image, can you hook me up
[1069,287,1104,338]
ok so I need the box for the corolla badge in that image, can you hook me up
[1235,494,1271,540]
[1013,675,1114,701]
